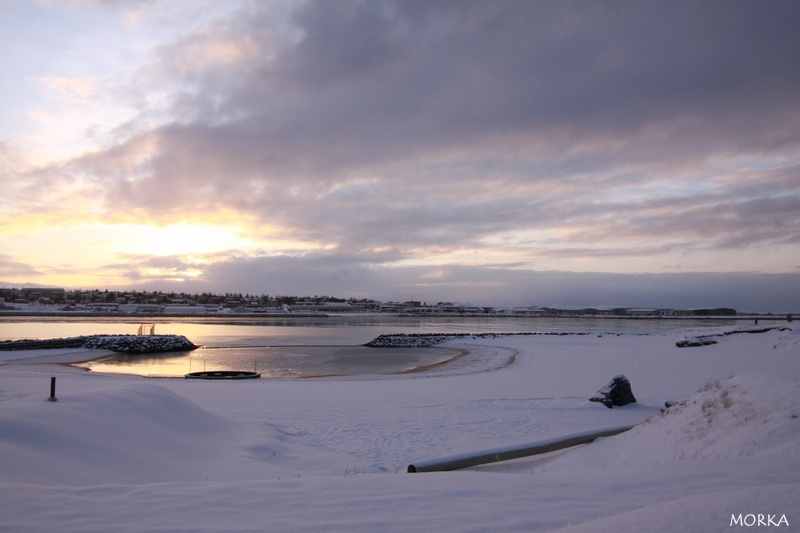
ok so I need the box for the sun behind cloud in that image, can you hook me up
[113,221,256,257]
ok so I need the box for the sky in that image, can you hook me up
[1,0,799,311]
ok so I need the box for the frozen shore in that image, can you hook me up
[1,326,798,531]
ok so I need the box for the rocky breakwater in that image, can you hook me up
[364,331,593,348]
[675,326,790,348]
[364,333,461,348]
[0,335,197,353]
[82,335,197,353]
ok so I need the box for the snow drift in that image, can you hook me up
[0,383,231,485]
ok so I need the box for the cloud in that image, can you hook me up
[106,251,800,312]
[7,1,800,308]
[0,254,42,279]
[251,1,800,157]
[68,2,798,235]
[38,76,97,105]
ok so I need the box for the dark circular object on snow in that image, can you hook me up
[184,371,261,380]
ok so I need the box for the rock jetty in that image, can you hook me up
[675,326,789,347]
[363,331,593,348]
[676,336,718,348]
[0,335,197,353]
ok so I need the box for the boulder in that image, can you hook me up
[661,400,678,413]
[589,374,637,408]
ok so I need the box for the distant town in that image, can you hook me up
[0,286,788,319]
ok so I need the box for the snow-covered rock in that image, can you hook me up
[0,335,197,353]
[81,334,197,353]
[363,331,592,348]
[589,374,637,408]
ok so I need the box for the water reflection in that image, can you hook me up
[77,350,197,378]
[4,315,748,379]
[75,345,461,378]
[0,315,745,344]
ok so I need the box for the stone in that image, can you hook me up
[589,374,637,408]
[661,400,678,413]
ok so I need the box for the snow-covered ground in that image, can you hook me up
[1,326,798,531]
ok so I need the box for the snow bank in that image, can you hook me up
[0,383,232,485]
[546,369,800,531]
[654,372,800,459]
[539,370,800,476]
[0,326,798,531]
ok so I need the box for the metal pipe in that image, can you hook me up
[47,376,58,402]
[407,425,634,473]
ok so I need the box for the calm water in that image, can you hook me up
[0,315,749,343]
[0,315,748,378]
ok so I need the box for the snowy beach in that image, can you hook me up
[1,325,798,532]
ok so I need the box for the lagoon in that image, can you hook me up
[0,315,747,378]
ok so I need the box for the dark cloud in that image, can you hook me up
[87,1,800,221]
[113,252,800,313]
[242,0,800,158]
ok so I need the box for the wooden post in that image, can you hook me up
[48,376,58,402]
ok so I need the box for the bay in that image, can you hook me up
[0,315,746,378]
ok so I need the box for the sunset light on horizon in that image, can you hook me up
[2,1,799,311]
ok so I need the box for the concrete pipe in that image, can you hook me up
[407,425,634,473]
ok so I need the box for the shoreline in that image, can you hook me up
[0,342,512,380]
[0,311,790,320]
[2,326,789,379]
[0,347,114,374]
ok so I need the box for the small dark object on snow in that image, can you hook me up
[185,371,260,380]
[589,375,637,408]
[661,400,678,413]
[676,337,718,348]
